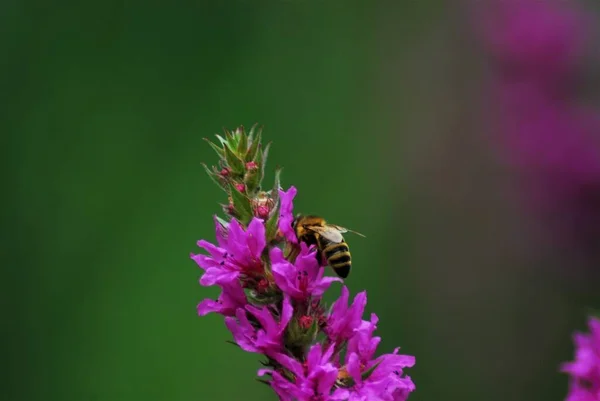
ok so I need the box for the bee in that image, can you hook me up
[292,215,365,279]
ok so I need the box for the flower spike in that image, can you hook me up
[192,124,416,400]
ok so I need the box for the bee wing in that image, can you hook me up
[305,225,345,243]
[328,224,366,238]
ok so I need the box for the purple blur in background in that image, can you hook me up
[473,0,600,252]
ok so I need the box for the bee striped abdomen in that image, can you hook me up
[320,239,352,278]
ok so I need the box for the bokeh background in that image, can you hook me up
[3,1,600,401]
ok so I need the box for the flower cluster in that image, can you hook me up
[561,316,600,401]
[472,0,600,249]
[191,126,415,400]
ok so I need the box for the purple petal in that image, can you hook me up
[213,216,228,248]
[315,364,339,396]
[331,286,350,316]
[246,217,267,258]
[272,352,304,377]
[265,370,302,401]
[190,253,219,270]
[312,275,342,298]
[199,267,239,286]
[330,388,351,400]
[197,299,223,316]
[197,239,226,260]
[226,219,249,259]
[278,186,298,244]
[225,310,259,353]
[280,294,294,332]
[246,304,278,335]
[306,343,324,370]
[347,352,363,384]
[296,242,320,279]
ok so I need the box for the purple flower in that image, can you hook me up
[278,186,298,244]
[225,294,293,357]
[347,313,381,365]
[337,313,415,401]
[271,242,342,301]
[191,217,266,286]
[259,343,350,401]
[197,279,247,317]
[325,286,367,343]
[561,317,600,401]
[472,0,600,250]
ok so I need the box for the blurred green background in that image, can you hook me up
[3,1,599,401]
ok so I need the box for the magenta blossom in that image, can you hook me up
[325,286,367,344]
[271,242,342,301]
[561,317,600,401]
[197,279,247,317]
[191,217,266,286]
[278,186,298,244]
[260,343,350,401]
[339,313,415,401]
[225,294,293,357]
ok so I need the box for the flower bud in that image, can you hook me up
[299,315,314,330]
[235,183,246,193]
[246,161,258,170]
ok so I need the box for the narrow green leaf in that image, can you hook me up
[256,379,271,387]
[215,215,229,228]
[237,126,248,155]
[229,183,253,225]
[215,134,228,147]
[361,359,383,381]
[265,202,280,241]
[224,143,245,173]
[201,163,227,191]
[271,167,283,204]
[247,123,259,145]
[244,169,260,194]
[227,128,239,150]
[247,128,262,162]
[203,138,224,158]
[260,141,272,183]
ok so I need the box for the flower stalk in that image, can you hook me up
[192,125,415,400]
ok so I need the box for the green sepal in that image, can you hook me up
[271,167,282,204]
[201,163,228,192]
[259,142,272,183]
[229,183,253,225]
[203,138,224,158]
[225,340,240,348]
[245,289,280,305]
[256,378,271,387]
[215,215,229,228]
[361,359,383,381]
[224,143,245,174]
[223,128,234,146]
[265,202,280,242]
[244,167,260,195]
[215,134,228,147]
[247,127,262,162]
[237,126,248,155]
[228,128,241,150]
[247,123,259,145]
